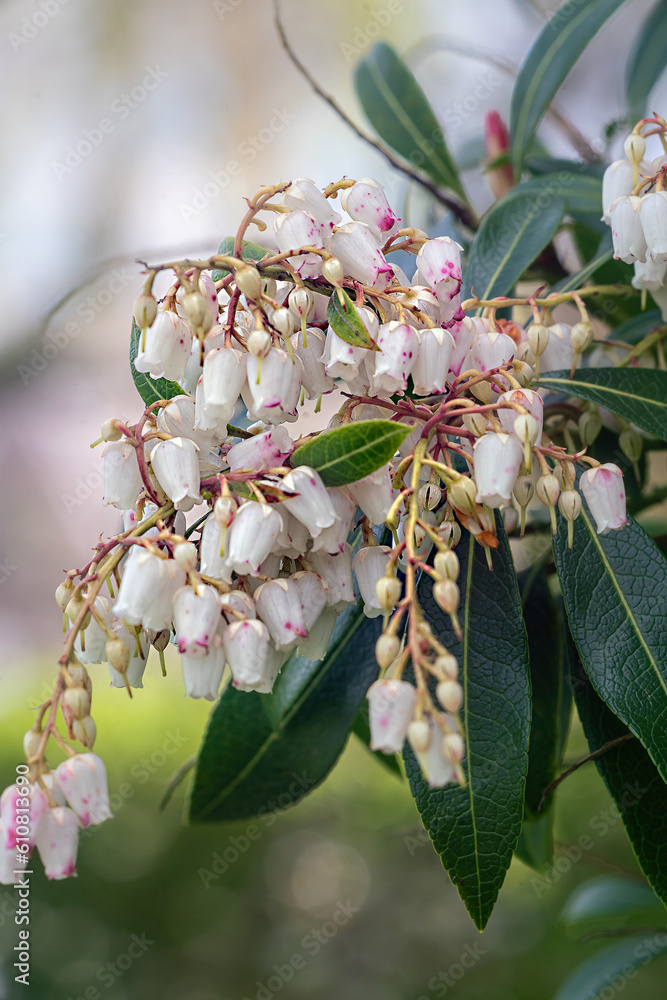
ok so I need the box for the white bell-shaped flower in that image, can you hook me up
[438,292,465,328]
[199,516,234,584]
[311,488,356,554]
[55,753,112,828]
[497,388,544,442]
[157,395,214,453]
[103,441,143,511]
[283,177,341,230]
[181,642,225,700]
[353,545,392,618]
[113,550,166,626]
[173,584,222,657]
[473,432,523,508]
[469,329,516,372]
[225,501,284,577]
[227,425,294,472]
[34,806,79,880]
[321,327,369,382]
[540,323,574,373]
[176,272,219,329]
[329,221,394,288]
[220,589,256,623]
[650,281,667,320]
[74,596,113,664]
[416,714,459,788]
[223,618,283,693]
[281,466,337,538]
[292,571,328,631]
[194,375,231,439]
[341,177,399,241]
[632,257,667,291]
[411,327,455,395]
[638,191,667,264]
[274,509,310,559]
[134,310,192,381]
[610,195,647,263]
[450,318,480,376]
[367,321,419,395]
[348,463,396,526]
[367,678,417,753]
[416,237,463,302]
[143,558,185,632]
[290,328,335,398]
[254,577,308,650]
[108,621,150,689]
[274,209,324,279]
[201,346,248,424]
[580,463,627,534]
[245,349,303,424]
[150,437,201,511]
[309,546,356,610]
[1,782,49,850]
[601,159,641,223]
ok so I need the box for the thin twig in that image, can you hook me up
[539,733,636,810]
[272,0,477,230]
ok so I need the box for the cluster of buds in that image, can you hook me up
[603,116,667,316]
[10,166,639,879]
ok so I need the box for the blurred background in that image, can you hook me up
[1,0,666,996]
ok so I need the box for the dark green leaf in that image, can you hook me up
[129,319,182,407]
[351,701,403,779]
[354,42,465,199]
[561,876,667,935]
[403,519,531,930]
[570,639,667,908]
[517,173,603,216]
[211,236,270,281]
[552,934,667,1000]
[189,604,382,822]
[515,810,554,872]
[626,1,667,119]
[612,310,664,344]
[327,287,378,348]
[534,367,667,439]
[510,0,628,175]
[552,230,614,293]
[554,511,667,780]
[462,188,565,302]
[291,420,410,488]
[527,157,605,180]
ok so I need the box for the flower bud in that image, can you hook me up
[470,379,492,404]
[62,686,91,721]
[174,541,198,571]
[23,728,42,760]
[105,636,130,675]
[271,307,295,337]
[72,716,97,748]
[435,653,459,679]
[620,429,643,462]
[65,592,91,630]
[407,719,432,753]
[214,496,236,528]
[375,633,400,668]
[182,291,213,334]
[434,549,459,581]
[513,413,539,447]
[234,264,263,301]
[513,475,534,507]
[558,489,582,521]
[579,410,602,446]
[150,629,171,652]
[511,359,533,386]
[419,482,442,511]
[463,411,488,437]
[100,418,123,442]
[375,575,402,611]
[527,323,550,357]
[436,679,463,713]
[134,293,157,329]
[536,473,560,508]
[554,461,576,490]
[55,578,76,612]
[624,133,646,164]
[322,256,344,286]
[443,731,465,762]
[571,321,594,354]
[433,579,459,615]
[288,287,314,319]
[447,475,477,516]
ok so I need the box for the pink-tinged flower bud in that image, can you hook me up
[352,546,392,619]
[157,395,213,453]
[416,237,463,302]
[54,753,112,828]
[245,349,303,424]
[223,618,283,693]
[340,177,400,241]
[416,715,459,788]
[274,210,324,279]
[540,323,574,373]
[602,159,639,223]
[150,437,201,511]
[254,577,308,649]
[450,318,480,375]
[108,623,149,688]
[367,678,417,753]
[299,606,339,661]
[281,466,337,538]
[134,310,192,381]
[220,589,256,623]
[173,584,222,656]
[329,221,394,288]
[367,321,419,395]
[103,441,143,511]
[227,425,294,473]
[34,806,79,880]
[292,571,328,632]
[610,196,647,263]
[632,256,667,291]
[484,111,514,199]
[580,463,628,534]
[411,327,455,395]
[201,347,248,426]
[290,328,335,399]
[181,644,225,700]
[1,782,49,849]
[309,546,356,610]
[283,178,341,229]
[348,463,396,526]
[497,388,544,442]
[376,633,400,669]
[225,501,284,577]
[321,327,369,381]
[470,329,516,373]
[311,488,356,554]
[639,192,667,264]
[473,432,523,508]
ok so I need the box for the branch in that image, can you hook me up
[272,0,477,230]
[539,733,636,811]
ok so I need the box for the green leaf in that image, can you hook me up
[552,935,667,1000]
[515,810,555,873]
[351,701,403,780]
[517,173,603,216]
[552,230,614,293]
[129,319,182,407]
[562,876,667,936]
[554,511,667,782]
[570,640,667,908]
[291,420,410,488]
[534,367,667,440]
[403,519,531,930]
[612,310,664,344]
[626,0,667,119]
[462,188,565,302]
[510,0,628,176]
[327,288,377,349]
[211,236,271,282]
[354,42,465,199]
[189,603,382,822]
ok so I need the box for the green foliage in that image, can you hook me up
[552,935,667,1000]
[626,0,667,119]
[291,420,410,487]
[211,236,270,281]
[326,286,378,347]
[129,318,182,407]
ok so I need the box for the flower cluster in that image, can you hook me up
[7,164,640,882]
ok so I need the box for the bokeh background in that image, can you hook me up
[1,0,666,997]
